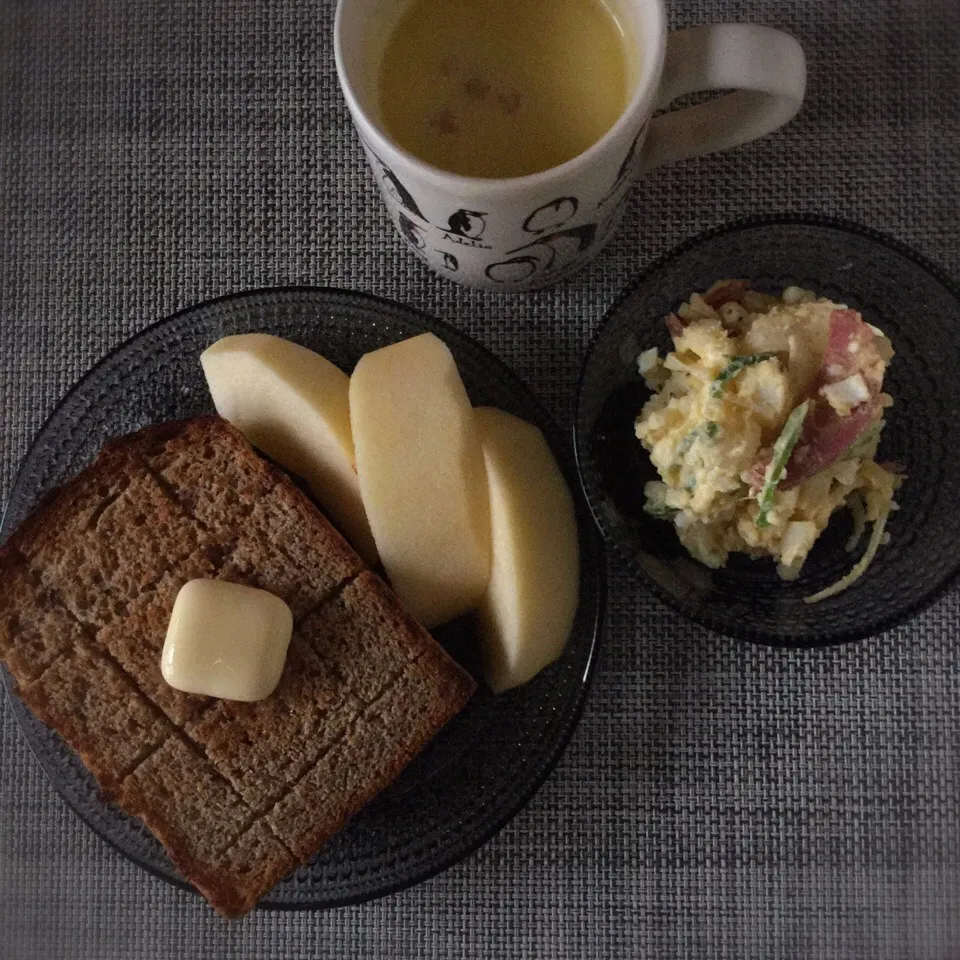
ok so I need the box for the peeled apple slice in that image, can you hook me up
[200,333,378,563]
[474,407,579,693]
[349,333,491,628]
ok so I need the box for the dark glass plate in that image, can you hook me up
[575,216,960,647]
[1,288,605,908]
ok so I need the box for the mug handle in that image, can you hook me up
[641,24,806,171]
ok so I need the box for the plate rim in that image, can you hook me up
[573,213,960,648]
[1,284,608,910]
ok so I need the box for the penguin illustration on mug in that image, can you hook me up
[442,209,492,248]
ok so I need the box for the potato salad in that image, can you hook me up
[635,280,903,601]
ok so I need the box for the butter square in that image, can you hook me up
[161,579,293,702]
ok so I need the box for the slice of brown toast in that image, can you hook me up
[0,416,476,917]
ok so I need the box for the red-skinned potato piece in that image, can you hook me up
[815,308,884,392]
[751,309,885,491]
[781,399,879,490]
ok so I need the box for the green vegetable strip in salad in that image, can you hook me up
[804,498,892,604]
[677,420,721,455]
[755,400,810,528]
[709,353,778,398]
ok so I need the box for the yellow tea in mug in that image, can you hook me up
[376,0,633,179]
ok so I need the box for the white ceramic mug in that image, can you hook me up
[335,0,806,291]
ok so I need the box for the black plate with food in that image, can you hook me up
[0,288,605,910]
[575,216,960,646]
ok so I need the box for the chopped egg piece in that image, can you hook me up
[637,347,659,375]
[821,373,871,415]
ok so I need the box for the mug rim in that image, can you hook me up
[333,0,668,196]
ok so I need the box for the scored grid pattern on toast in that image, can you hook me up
[0,417,476,917]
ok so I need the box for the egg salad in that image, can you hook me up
[635,280,904,601]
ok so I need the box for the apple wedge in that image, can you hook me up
[349,333,491,627]
[474,407,579,693]
[200,333,378,563]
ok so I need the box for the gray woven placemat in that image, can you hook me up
[1,1,959,958]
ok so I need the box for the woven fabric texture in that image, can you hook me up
[1,1,959,958]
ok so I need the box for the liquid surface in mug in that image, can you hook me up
[376,0,633,179]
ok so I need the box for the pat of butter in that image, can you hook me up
[161,579,293,702]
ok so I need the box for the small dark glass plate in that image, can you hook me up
[1,288,605,909]
[575,216,960,647]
